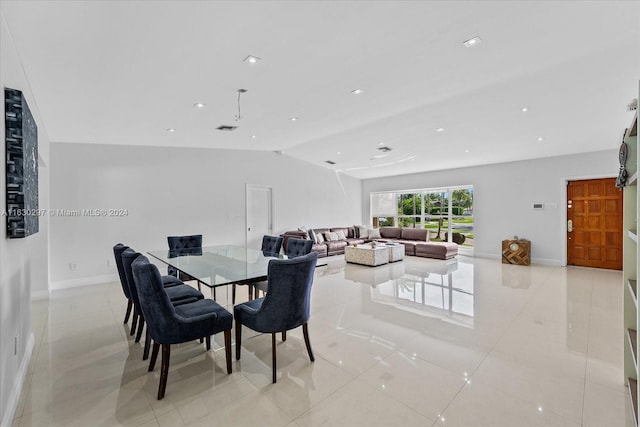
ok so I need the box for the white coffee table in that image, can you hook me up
[345,243,403,266]
[385,243,405,262]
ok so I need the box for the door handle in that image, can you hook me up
[567,219,573,232]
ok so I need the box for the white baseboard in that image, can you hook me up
[50,273,119,291]
[1,333,34,427]
[474,252,562,266]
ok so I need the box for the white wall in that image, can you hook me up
[362,150,619,265]
[0,10,50,427]
[49,143,361,287]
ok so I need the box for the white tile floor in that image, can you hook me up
[13,255,636,426]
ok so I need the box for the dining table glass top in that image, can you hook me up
[147,245,284,288]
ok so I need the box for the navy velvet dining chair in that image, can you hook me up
[131,255,233,400]
[122,248,204,359]
[254,238,313,298]
[285,238,313,258]
[114,243,183,332]
[232,235,283,303]
[234,252,317,383]
[113,244,134,325]
[167,234,209,295]
[114,243,191,334]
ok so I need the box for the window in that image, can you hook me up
[370,186,474,254]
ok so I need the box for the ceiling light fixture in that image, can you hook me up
[337,151,341,155]
[351,89,364,95]
[436,127,445,132]
[378,142,384,146]
[250,135,256,139]
[465,149,470,153]
[463,36,482,47]
[537,137,544,141]
[243,55,261,64]
[193,102,206,108]
[166,128,176,132]
[521,107,529,112]
[289,117,299,121]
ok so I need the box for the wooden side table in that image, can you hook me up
[502,239,531,265]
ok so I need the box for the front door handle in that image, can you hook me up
[567,219,573,233]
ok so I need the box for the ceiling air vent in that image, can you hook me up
[378,146,392,152]
[216,125,237,131]
[325,160,336,165]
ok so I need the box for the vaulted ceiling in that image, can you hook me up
[2,1,639,179]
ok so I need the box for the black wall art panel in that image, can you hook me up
[5,88,39,238]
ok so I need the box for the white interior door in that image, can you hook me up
[246,185,273,249]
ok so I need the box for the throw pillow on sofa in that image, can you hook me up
[369,228,381,239]
[324,231,340,241]
[315,232,325,243]
[356,225,371,239]
[335,230,347,240]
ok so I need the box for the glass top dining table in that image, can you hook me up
[147,245,285,291]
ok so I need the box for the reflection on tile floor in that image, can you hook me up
[13,256,635,426]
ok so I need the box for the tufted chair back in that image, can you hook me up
[167,234,202,250]
[167,234,202,277]
[285,238,313,258]
[261,235,283,256]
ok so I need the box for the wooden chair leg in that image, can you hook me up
[272,332,277,383]
[303,323,315,362]
[282,331,286,341]
[158,344,171,400]
[205,335,211,351]
[149,342,160,371]
[232,284,236,304]
[235,319,242,360]
[135,317,145,343]
[213,286,216,301]
[143,329,151,360]
[130,310,139,336]
[124,299,133,323]
[224,330,232,374]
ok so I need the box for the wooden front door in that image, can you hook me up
[567,178,623,270]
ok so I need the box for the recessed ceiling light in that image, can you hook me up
[250,135,257,139]
[537,137,544,141]
[166,128,176,132]
[193,103,206,108]
[521,107,529,112]
[378,142,384,146]
[243,55,261,64]
[463,36,482,47]
[436,127,445,132]
[337,151,341,155]
[351,89,364,95]
[465,149,470,153]
[289,117,299,121]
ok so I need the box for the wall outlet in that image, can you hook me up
[69,263,77,271]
